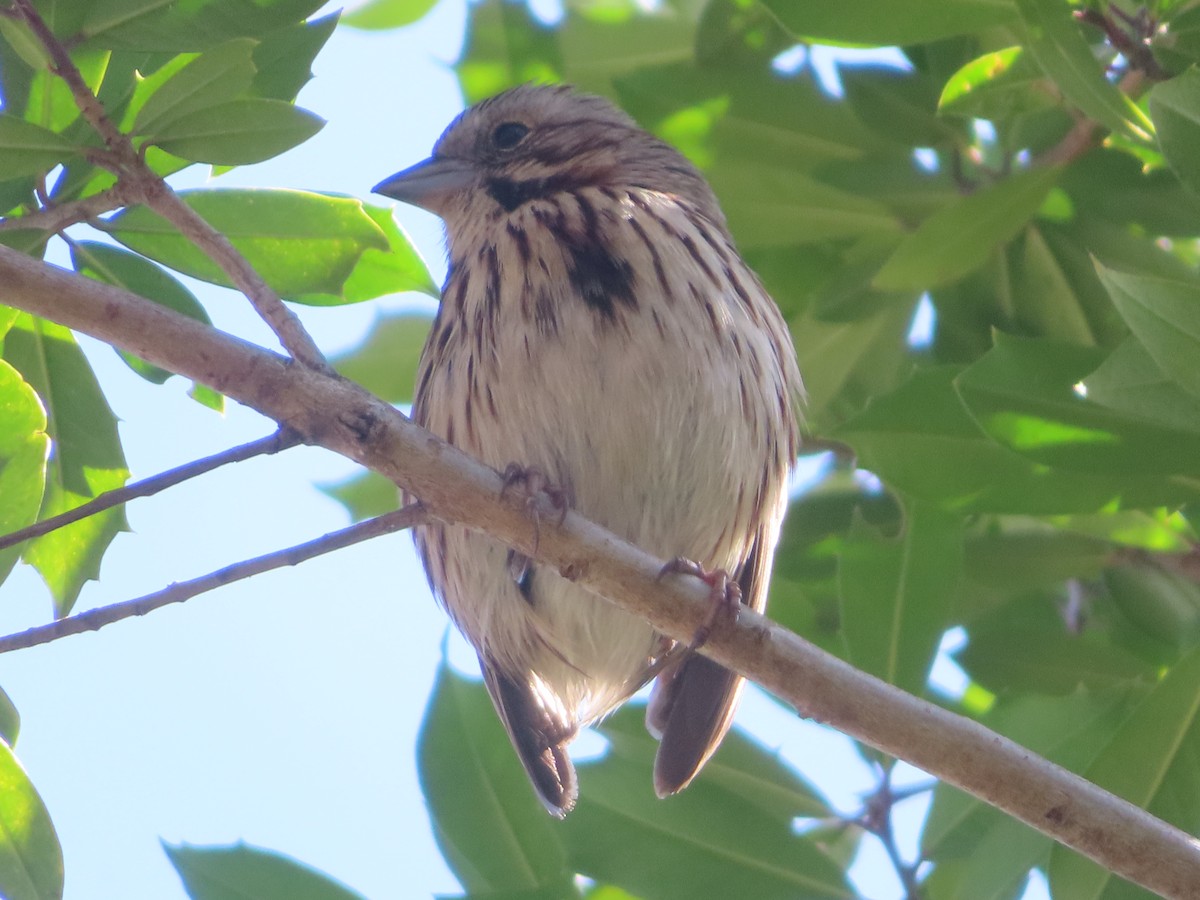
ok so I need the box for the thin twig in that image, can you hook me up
[0,504,426,654]
[1076,6,1168,81]
[9,0,329,372]
[858,767,923,900]
[0,184,134,233]
[0,429,302,553]
[1034,69,1149,168]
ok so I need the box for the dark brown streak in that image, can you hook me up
[679,233,719,288]
[690,281,722,337]
[479,242,501,360]
[534,287,558,337]
[463,388,476,445]
[552,192,637,324]
[650,307,667,340]
[692,218,733,269]
[507,221,532,266]
[627,191,720,289]
[451,266,471,314]
[627,214,672,303]
[723,263,754,312]
[575,190,599,233]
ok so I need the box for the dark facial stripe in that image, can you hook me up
[487,171,587,211]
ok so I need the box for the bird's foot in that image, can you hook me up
[500,464,568,561]
[658,557,742,651]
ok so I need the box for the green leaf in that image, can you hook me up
[843,67,965,148]
[958,624,1158,694]
[758,0,1017,45]
[419,666,572,894]
[1150,68,1200,195]
[838,501,962,695]
[69,241,219,403]
[25,48,109,134]
[456,2,563,104]
[0,687,18,748]
[836,366,1153,514]
[1010,225,1097,344]
[0,359,48,587]
[0,116,79,179]
[558,12,696,95]
[615,64,886,175]
[132,37,257,134]
[163,841,365,899]
[713,161,899,249]
[0,16,50,71]
[295,204,438,305]
[150,98,324,165]
[874,165,1061,291]
[1014,0,1154,142]
[788,299,915,429]
[965,528,1110,592]
[343,0,437,29]
[939,46,1054,121]
[1061,149,1200,237]
[1055,509,1192,554]
[562,707,853,900]
[955,334,1200,478]
[0,740,62,900]
[1085,338,1200,434]
[189,382,225,412]
[1106,566,1200,651]
[316,469,400,523]
[81,0,327,51]
[1049,647,1200,896]
[249,13,338,101]
[107,189,389,300]
[1093,263,1200,400]
[331,312,431,403]
[2,315,129,617]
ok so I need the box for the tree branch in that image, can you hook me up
[0,245,1196,898]
[0,504,426,653]
[0,429,301,552]
[0,184,134,233]
[10,0,329,372]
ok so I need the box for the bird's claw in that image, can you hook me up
[500,464,569,557]
[658,557,742,651]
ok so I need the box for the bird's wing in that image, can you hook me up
[480,653,579,817]
[649,526,772,798]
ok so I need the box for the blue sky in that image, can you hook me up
[0,3,1048,898]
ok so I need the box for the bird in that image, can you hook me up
[374,83,801,817]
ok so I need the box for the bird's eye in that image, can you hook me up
[492,122,530,150]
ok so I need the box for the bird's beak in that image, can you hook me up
[372,156,475,216]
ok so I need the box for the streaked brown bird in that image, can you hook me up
[375,84,801,817]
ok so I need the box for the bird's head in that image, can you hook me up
[373,83,721,228]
